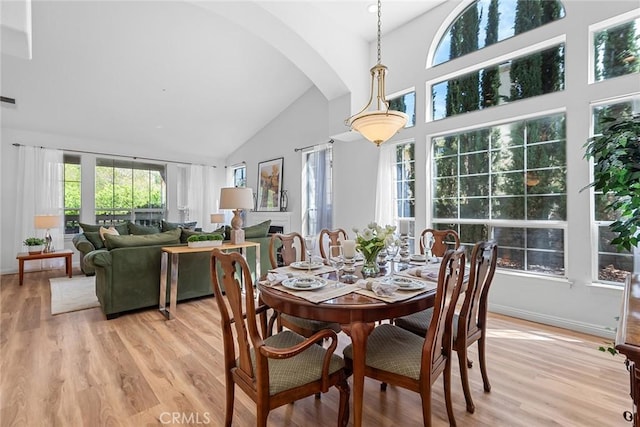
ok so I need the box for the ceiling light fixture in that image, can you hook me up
[346,0,407,147]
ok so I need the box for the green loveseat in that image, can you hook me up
[82,223,274,319]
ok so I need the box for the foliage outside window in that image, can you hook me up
[590,98,639,283]
[433,0,565,66]
[95,159,166,227]
[63,155,81,234]
[594,17,640,82]
[303,145,333,236]
[388,91,416,128]
[432,44,565,120]
[432,113,566,276]
[393,142,416,251]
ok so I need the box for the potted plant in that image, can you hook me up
[187,233,224,248]
[23,237,46,254]
[583,113,640,251]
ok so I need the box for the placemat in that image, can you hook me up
[268,282,359,304]
[396,264,441,282]
[269,264,337,276]
[353,280,437,303]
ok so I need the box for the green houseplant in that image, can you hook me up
[23,237,46,254]
[584,113,640,252]
[187,233,224,248]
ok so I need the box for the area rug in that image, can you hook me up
[50,276,100,315]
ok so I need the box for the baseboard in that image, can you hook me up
[489,303,616,339]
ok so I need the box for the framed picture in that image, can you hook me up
[256,157,283,211]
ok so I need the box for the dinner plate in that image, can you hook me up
[410,254,426,262]
[290,261,324,270]
[281,276,328,291]
[382,277,426,291]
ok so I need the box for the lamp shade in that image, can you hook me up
[210,213,225,224]
[34,215,61,229]
[219,187,254,210]
[350,110,408,147]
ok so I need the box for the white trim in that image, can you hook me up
[489,304,615,339]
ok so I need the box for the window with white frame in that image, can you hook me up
[590,97,639,284]
[302,144,333,236]
[389,91,416,128]
[63,155,81,235]
[593,15,640,82]
[432,113,567,277]
[232,164,247,187]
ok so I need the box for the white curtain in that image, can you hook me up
[187,164,217,231]
[15,146,64,268]
[375,143,395,227]
[301,144,333,237]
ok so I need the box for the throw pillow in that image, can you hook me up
[99,226,120,241]
[80,222,129,235]
[104,228,181,249]
[161,220,198,232]
[128,223,161,235]
[180,229,203,244]
[84,231,105,249]
[243,220,272,238]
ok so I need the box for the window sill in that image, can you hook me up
[586,281,624,291]
[495,269,574,286]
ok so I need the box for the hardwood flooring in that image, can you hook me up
[0,268,631,426]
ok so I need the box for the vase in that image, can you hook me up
[361,251,381,277]
[27,245,44,255]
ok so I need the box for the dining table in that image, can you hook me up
[258,261,440,427]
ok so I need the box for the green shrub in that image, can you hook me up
[187,233,223,242]
[23,237,46,246]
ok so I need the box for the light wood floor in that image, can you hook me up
[0,268,631,426]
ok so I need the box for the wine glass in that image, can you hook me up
[328,245,345,287]
[422,232,434,260]
[386,236,400,273]
[304,235,316,274]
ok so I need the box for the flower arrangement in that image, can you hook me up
[353,222,396,276]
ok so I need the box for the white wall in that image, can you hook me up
[0,127,225,274]
[227,0,639,338]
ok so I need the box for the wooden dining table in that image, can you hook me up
[258,268,437,427]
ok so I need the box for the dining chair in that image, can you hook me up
[318,228,348,260]
[343,247,466,427]
[268,233,342,338]
[210,248,350,427]
[395,240,498,414]
[419,228,460,257]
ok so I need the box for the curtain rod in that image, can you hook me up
[294,139,334,152]
[11,143,217,168]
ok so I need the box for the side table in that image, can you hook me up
[159,242,261,320]
[16,249,73,286]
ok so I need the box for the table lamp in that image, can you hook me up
[34,214,61,253]
[210,213,225,231]
[219,187,254,244]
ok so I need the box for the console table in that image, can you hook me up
[159,242,260,320]
[16,249,73,286]
[616,273,640,426]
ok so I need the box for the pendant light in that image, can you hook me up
[345,0,408,147]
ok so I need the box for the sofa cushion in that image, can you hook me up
[99,226,120,241]
[104,228,181,249]
[84,231,105,249]
[161,220,197,232]
[80,222,129,235]
[128,223,161,235]
[244,220,272,238]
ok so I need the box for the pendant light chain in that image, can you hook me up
[376,0,382,64]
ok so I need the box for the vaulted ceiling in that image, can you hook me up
[1,1,444,161]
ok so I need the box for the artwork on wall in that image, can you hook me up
[256,157,283,211]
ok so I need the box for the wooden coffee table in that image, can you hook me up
[16,249,73,286]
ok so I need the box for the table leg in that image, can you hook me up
[344,321,375,427]
[169,253,179,319]
[159,252,169,319]
[19,259,24,286]
[66,254,72,278]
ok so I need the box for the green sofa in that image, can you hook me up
[82,222,274,319]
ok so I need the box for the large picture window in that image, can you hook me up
[591,97,639,283]
[432,113,567,276]
[95,159,166,226]
[63,155,81,235]
[593,16,640,82]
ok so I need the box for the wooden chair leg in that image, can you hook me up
[315,392,321,399]
[224,377,235,427]
[457,346,475,413]
[337,377,350,427]
[421,385,433,427]
[380,382,387,391]
[478,335,491,392]
[443,358,457,427]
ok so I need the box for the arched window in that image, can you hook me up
[433,0,565,66]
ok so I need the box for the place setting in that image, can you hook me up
[261,270,358,304]
[353,275,436,303]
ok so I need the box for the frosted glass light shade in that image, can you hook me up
[349,110,408,147]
